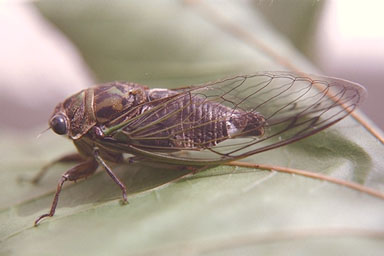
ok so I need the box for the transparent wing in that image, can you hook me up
[101,71,366,165]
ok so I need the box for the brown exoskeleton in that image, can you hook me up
[34,72,365,225]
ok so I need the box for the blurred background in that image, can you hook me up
[1,0,383,132]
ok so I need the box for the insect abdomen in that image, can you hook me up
[182,96,265,147]
[129,89,266,149]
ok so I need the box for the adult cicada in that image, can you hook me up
[34,71,365,225]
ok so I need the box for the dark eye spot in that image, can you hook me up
[50,115,68,135]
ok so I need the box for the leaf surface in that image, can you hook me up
[1,1,384,255]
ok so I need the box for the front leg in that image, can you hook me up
[34,158,98,226]
[31,153,85,184]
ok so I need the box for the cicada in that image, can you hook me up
[34,71,365,225]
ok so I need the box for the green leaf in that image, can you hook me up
[2,1,384,255]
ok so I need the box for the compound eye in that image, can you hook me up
[50,115,68,135]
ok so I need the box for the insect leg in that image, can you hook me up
[93,148,128,204]
[31,153,85,184]
[34,158,98,226]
